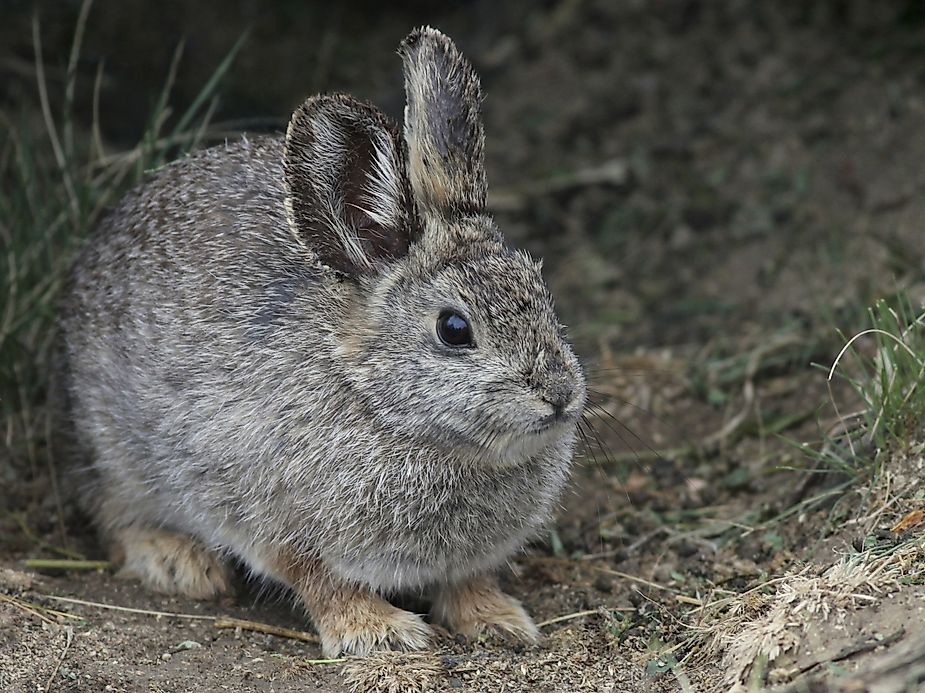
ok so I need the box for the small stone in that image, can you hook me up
[161,653,172,661]
[448,677,463,689]
[441,655,458,670]
[594,574,614,593]
[172,640,202,652]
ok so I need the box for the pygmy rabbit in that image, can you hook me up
[60,27,586,656]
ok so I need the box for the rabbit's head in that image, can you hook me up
[283,28,585,467]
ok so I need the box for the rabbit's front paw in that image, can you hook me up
[432,575,539,644]
[114,527,231,600]
[317,598,432,658]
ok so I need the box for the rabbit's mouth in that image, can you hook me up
[482,421,578,469]
[475,410,580,467]
[533,410,578,433]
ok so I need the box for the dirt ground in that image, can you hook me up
[3,1,925,691]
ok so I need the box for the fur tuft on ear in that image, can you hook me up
[398,27,486,216]
[284,94,418,276]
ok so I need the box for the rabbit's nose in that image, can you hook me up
[531,351,580,416]
[542,377,576,417]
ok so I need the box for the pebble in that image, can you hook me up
[594,574,614,592]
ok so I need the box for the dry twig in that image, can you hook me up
[44,626,74,693]
[213,616,320,644]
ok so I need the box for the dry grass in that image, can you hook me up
[689,460,925,691]
[342,652,443,693]
[0,0,243,509]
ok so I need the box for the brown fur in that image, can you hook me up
[431,575,539,643]
[114,528,231,600]
[268,550,431,657]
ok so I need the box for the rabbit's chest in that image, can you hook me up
[326,452,570,590]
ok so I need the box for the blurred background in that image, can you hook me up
[8,0,925,347]
[4,1,925,689]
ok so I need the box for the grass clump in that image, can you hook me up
[813,293,925,477]
[0,1,243,492]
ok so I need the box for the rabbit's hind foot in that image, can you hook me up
[315,595,432,658]
[113,527,231,600]
[268,552,431,657]
[431,574,539,644]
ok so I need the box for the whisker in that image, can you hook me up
[583,366,684,377]
[583,401,649,466]
[585,388,685,436]
[581,407,640,469]
[579,417,634,509]
[585,401,661,467]
[585,402,703,497]
[575,420,596,461]
[575,420,622,555]
[577,417,618,469]
[579,420,628,499]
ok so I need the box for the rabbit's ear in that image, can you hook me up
[398,27,486,216]
[284,95,418,276]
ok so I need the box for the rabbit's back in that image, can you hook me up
[61,135,343,535]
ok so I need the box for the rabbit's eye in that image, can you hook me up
[437,310,473,347]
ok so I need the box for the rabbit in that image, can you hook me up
[59,26,586,657]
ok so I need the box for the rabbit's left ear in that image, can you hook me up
[399,27,486,217]
[284,94,419,277]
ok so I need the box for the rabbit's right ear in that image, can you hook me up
[399,27,486,217]
[284,95,419,276]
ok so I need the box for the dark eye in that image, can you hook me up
[436,310,473,347]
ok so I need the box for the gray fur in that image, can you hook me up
[60,28,585,610]
[399,26,487,215]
